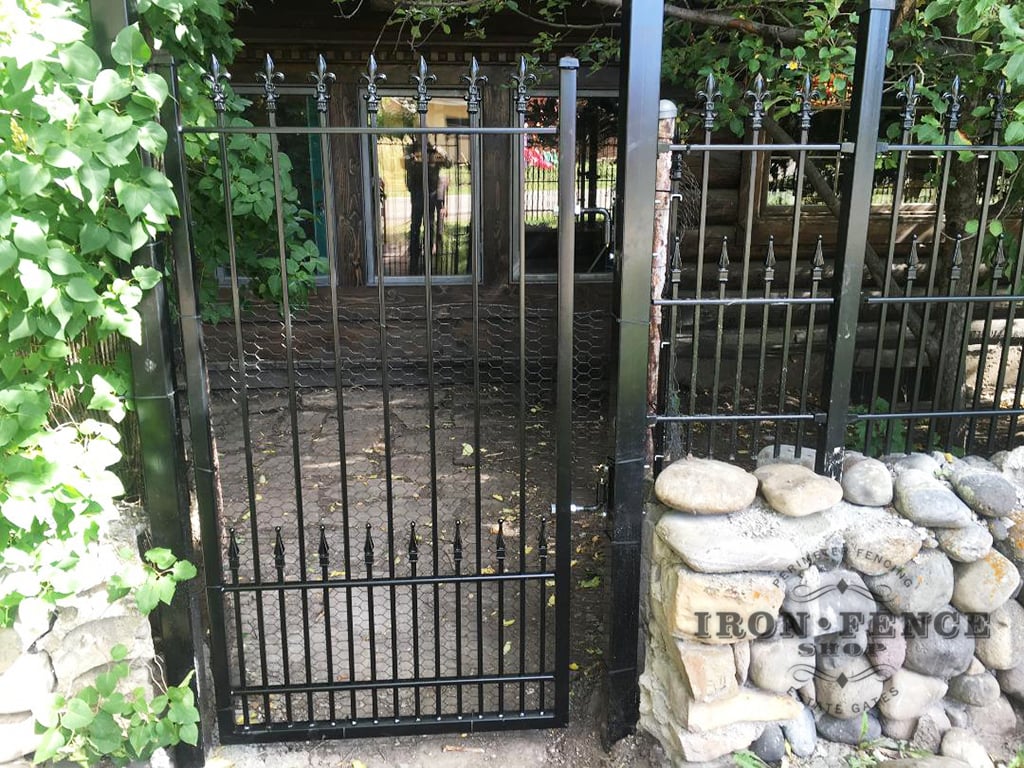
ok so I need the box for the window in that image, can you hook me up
[513,93,618,280]
[364,94,477,283]
[764,100,941,211]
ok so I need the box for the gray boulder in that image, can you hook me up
[865,549,954,615]
[903,606,975,680]
[842,457,894,507]
[895,469,973,528]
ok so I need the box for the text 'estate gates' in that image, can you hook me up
[169,54,581,740]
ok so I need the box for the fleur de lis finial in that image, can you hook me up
[950,233,963,281]
[697,72,722,131]
[989,78,1007,132]
[795,73,820,131]
[745,73,769,131]
[942,75,965,132]
[361,55,386,115]
[463,57,487,115]
[897,75,920,131]
[256,53,285,113]
[411,56,436,114]
[202,54,231,113]
[510,56,538,116]
[309,54,335,114]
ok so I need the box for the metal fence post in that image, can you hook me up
[816,0,894,478]
[88,1,205,764]
[605,0,665,745]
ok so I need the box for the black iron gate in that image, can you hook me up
[168,53,580,741]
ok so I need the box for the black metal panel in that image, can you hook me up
[167,54,581,742]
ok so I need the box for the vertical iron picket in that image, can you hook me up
[866,76,918,454]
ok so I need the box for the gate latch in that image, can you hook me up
[551,463,609,516]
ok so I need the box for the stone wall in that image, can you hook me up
[0,510,158,767]
[640,447,1024,767]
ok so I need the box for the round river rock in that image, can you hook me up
[654,457,758,514]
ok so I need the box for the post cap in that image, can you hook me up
[659,100,678,120]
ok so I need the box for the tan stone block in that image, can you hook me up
[665,636,739,703]
[686,687,804,732]
[660,566,785,644]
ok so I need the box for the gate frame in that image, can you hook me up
[161,51,581,744]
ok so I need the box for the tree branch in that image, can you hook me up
[589,0,804,46]
[763,115,942,366]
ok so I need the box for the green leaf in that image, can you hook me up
[61,697,96,730]
[32,728,66,764]
[47,247,83,275]
[146,548,177,570]
[964,219,980,235]
[923,0,955,23]
[44,147,84,170]
[95,669,118,697]
[132,265,161,290]
[128,723,150,757]
[92,70,132,104]
[135,581,159,614]
[111,24,151,67]
[171,561,197,581]
[87,374,120,413]
[80,222,110,255]
[111,643,129,661]
[113,179,149,220]
[989,220,1004,237]
[179,722,199,746]
[0,241,16,275]
[87,709,123,753]
[58,41,102,81]
[13,218,48,257]
[66,276,100,303]
[137,121,167,154]
[18,164,51,197]
[134,73,169,106]
[19,259,53,306]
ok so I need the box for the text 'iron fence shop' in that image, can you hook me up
[651,11,1024,474]
[166,53,583,742]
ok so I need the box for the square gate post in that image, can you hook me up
[605,0,665,746]
[816,0,894,478]
[88,1,205,764]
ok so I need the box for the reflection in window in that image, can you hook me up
[373,96,474,279]
[765,105,942,209]
[520,95,617,276]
